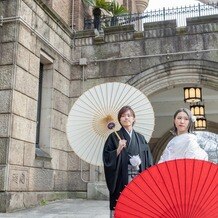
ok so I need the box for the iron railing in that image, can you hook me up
[84,3,218,31]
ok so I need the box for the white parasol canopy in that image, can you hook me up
[66,82,155,166]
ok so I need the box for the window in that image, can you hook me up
[36,63,43,148]
[35,51,53,158]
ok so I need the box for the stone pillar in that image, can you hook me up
[0,0,19,212]
[135,0,149,13]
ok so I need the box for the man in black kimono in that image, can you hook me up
[103,106,153,216]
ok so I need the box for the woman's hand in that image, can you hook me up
[117,139,127,155]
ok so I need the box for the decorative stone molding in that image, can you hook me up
[128,60,218,96]
[133,31,144,39]
[197,0,216,4]
[93,36,105,44]
[103,24,135,34]
[135,0,149,13]
[187,14,218,26]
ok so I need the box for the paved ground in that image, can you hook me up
[0,199,110,218]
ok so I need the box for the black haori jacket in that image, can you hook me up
[103,127,153,210]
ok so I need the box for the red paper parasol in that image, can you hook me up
[115,159,218,218]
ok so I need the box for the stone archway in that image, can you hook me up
[127,59,218,96]
[127,59,218,163]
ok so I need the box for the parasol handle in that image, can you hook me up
[114,131,121,140]
[107,121,121,141]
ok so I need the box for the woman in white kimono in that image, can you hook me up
[158,108,208,163]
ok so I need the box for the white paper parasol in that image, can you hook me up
[66,82,155,166]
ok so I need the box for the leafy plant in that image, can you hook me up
[40,199,48,206]
[82,0,129,29]
[108,0,128,16]
[82,0,111,12]
[82,0,128,16]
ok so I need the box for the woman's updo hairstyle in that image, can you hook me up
[172,108,195,135]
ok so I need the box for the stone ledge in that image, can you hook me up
[134,31,144,39]
[187,14,218,26]
[103,24,135,34]
[144,20,177,30]
[35,0,73,36]
[75,29,96,39]
[93,35,105,44]
[35,148,51,161]
[176,26,187,35]
[87,182,109,200]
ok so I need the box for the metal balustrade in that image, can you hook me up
[84,3,218,31]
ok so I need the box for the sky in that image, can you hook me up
[146,0,203,10]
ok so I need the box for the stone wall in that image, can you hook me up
[72,14,218,158]
[72,15,218,94]
[0,0,89,212]
[51,0,72,26]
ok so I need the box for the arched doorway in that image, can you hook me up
[148,87,218,163]
[127,60,218,163]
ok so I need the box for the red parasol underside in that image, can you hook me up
[115,159,218,218]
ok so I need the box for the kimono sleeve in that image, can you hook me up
[185,137,208,161]
[103,133,120,193]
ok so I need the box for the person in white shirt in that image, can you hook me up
[158,108,208,164]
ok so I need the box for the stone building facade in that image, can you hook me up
[0,0,217,213]
[40,0,149,30]
[0,0,82,212]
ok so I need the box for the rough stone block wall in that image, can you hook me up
[0,0,88,212]
[0,2,18,207]
[73,16,218,83]
[51,0,72,26]
[73,0,84,30]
